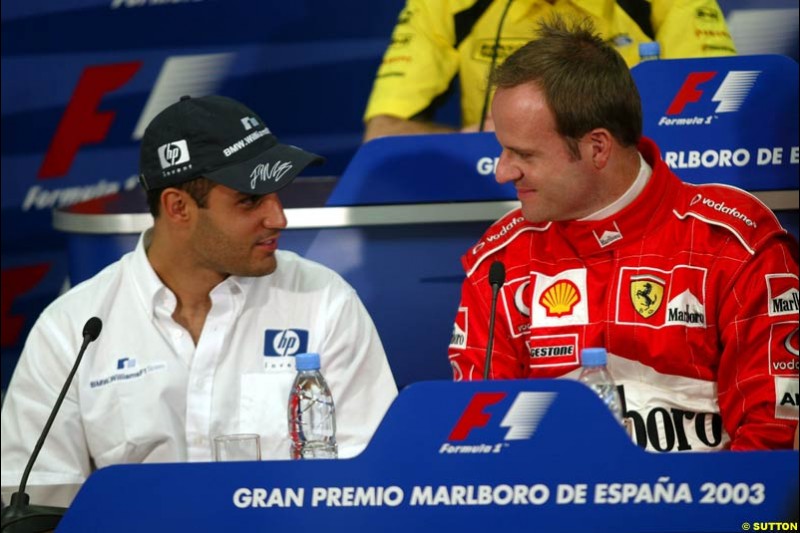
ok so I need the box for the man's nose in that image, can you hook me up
[494,150,520,184]
[262,194,287,229]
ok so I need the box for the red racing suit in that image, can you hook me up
[449,138,799,451]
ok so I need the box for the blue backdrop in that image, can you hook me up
[1,0,413,389]
[2,0,799,390]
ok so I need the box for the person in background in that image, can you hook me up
[1,95,398,488]
[447,16,798,451]
[363,0,736,141]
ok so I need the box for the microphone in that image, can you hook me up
[483,261,505,380]
[1,317,103,533]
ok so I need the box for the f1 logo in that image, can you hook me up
[448,392,506,440]
[666,70,760,115]
[37,53,233,179]
[448,391,555,441]
[667,72,717,115]
[38,62,143,179]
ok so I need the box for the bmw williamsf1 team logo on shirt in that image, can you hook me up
[89,358,166,389]
[264,329,309,356]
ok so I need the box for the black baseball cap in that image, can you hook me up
[139,95,324,194]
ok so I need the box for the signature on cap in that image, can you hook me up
[250,161,294,190]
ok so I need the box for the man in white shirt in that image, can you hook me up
[1,95,398,488]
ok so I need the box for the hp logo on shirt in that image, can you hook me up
[264,329,309,357]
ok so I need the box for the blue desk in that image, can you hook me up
[57,380,799,532]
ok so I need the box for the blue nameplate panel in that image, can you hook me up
[633,54,798,193]
[326,132,513,205]
[58,380,798,532]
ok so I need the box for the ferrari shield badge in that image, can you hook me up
[630,275,665,319]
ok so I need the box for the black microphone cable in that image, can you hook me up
[479,0,514,132]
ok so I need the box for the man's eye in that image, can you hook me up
[240,196,261,206]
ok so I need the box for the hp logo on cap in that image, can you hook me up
[157,140,191,169]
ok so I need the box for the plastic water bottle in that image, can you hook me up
[288,353,338,459]
[638,41,660,62]
[578,348,623,423]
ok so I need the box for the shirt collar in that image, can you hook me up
[553,137,679,255]
[579,152,652,221]
[131,229,253,318]
[130,229,173,315]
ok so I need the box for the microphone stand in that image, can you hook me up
[483,262,506,380]
[1,318,102,533]
[1,496,65,533]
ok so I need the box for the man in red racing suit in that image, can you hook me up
[448,19,799,452]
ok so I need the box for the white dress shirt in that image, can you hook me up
[1,232,398,486]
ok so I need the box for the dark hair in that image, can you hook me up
[490,16,642,158]
[146,177,218,217]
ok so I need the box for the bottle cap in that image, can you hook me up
[638,41,660,58]
[295,352,321,371]
[581,347,607,367]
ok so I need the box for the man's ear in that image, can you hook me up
[584,128,613,170]
[160,188,193,223]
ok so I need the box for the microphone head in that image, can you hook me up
[488,261,506,287]
[82,317,103,342]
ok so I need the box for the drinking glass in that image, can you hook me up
[213,433,262,462]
